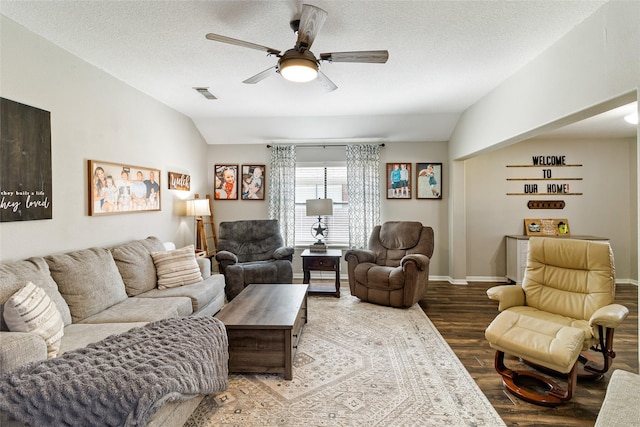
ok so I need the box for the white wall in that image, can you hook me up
[206,141,449,278]
[465,137,637,283]
[0,16,210,261]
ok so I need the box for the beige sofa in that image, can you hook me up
[594,369,640,426]
[0,236,227,426]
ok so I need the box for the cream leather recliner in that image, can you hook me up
[485,237,629,405]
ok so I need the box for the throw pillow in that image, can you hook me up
[46,247,128,323]
[3,281,64,357]
[0,257,72,328]
[111,237,165,296]
[151,245,202,289]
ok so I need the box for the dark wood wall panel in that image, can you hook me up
[0,97,52,222]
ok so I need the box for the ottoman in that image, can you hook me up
[485,310,585,406]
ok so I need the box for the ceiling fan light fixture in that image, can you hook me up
[279,57,318,83]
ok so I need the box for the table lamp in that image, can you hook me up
[306,198,333,252]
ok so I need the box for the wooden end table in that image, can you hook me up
[301,248,341,297]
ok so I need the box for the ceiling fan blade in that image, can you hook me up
[242,66,278,84]
[320,50,389,63]
[206,33,281,55]
[317,70,338,92]
[295,4,328,50]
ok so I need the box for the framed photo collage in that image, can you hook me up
[386,162,442,200]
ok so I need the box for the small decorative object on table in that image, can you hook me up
[524,218,570,236]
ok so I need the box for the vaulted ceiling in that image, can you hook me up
[2,1,635,145]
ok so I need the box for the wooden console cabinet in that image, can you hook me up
[506,235,609,284]
[215,284,308,380]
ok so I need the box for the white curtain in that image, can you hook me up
[268,145,297,246]
[346,144,381,248]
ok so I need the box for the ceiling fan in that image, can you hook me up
[205,3,389,91]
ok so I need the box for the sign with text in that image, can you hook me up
[506,155,583,197]
[168,172,191,191]
[0,98,52,222]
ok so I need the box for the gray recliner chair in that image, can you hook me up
[215,219,294,301]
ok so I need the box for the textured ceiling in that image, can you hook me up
[2,0,633,145]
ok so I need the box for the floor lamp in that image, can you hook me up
[186,198,211,254]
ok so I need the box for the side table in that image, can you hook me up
[301,249,341,297]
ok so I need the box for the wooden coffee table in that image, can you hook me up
[214,284,308,380]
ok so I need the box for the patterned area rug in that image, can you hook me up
[185,293,505,426]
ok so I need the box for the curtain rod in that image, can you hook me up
[266,143,385,148]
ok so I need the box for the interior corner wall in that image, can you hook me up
[465,137,637,283]
[446,0,639,284]
[449,0,640,160]
[0,16,209,262]
[206,140,449,278]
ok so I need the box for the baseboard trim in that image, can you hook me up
[295,273,638,287]
[446,277,469,285]
[466,276,511,283]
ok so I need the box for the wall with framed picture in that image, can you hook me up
[214,164,239,200]
[241,164,265,200]
[386,163,411,199]
[416,163,442,199]
[88,160,161,215]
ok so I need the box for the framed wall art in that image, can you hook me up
[386,163,411,199]
[88,160,161,215]
[214,164,238,200]
[1,98,52,222]
[168,171,190,191]
[416,163,442,199]
[241,164,265,200]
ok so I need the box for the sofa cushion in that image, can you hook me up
[151,245,202,289]
[111,236,165,296]
[138,274,225,313]
[46,248,128,323]
[60,322,148,354]
[77,297,192,324]
[3,282,65,357]
[0,257,72,328]
[0,332,47,375]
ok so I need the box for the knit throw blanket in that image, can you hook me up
[0,317,229,426]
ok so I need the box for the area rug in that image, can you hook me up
[185,293,506,426]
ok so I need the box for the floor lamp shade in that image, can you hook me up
[186,199,211,253]
[186,199,211,217]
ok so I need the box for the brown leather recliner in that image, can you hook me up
[344,221,434,308]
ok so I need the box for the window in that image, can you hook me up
[295,164,349,247]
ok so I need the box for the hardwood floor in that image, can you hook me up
[420,281,639,427]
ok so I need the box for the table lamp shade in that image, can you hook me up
[306,199,333,217]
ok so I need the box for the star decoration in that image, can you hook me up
[313,223,327,237]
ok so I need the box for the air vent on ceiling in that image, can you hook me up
[193,87,217,100]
